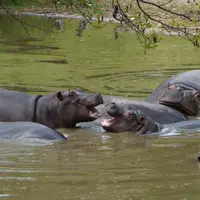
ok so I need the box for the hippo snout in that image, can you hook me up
[94,93,104,105]
[82,93,103,107]
[159,89,183,105]
[106,102,123,117]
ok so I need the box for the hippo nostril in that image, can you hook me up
[111,102,117,109]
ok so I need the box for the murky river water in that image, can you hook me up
[1,14,200,200]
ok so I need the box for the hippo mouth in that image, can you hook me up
[159,100,197,116]
[86,106,101,120]
[158,88,198,116]
[101,116,121,131]
[101,117,116,126]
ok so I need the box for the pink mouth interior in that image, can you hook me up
[101,117,120,127]
[88,107,101,119]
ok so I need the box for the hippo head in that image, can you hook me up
[159,84,200,116]
[54,90,103,128]
[101,102,158,134]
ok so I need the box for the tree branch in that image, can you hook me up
[139,0,193,22]
[0,2,52,37]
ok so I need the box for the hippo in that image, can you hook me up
[101,102,200,134]
[96,95,187,124]
[0,88,103,129]
[147,70,200,116]
[78,95,187,131]
[0,122,67,140]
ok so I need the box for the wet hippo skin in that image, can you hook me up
[147,70,200,116]
[0,88,103,129]
[0,122,67,140]
[96,95,186,125]
[101,102,200,134]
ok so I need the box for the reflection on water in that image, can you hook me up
[0,13,200,199]
[76,18,89,37]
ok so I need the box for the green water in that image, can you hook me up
[1,14,200,200]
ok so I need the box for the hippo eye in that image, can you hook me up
[69,92,77,98]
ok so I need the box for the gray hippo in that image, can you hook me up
[0,122,66,140]
[101,102,200,134]
[147,70,200,116]
[78,95,187,132]
[0,88,103,128]
[96,95,186,124]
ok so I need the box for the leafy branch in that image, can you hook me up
[1,0,200,51]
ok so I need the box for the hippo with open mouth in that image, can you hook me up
[0,88,103,129]
[101,102,200,134]
[96,95,186,125]
[147,70,200,116]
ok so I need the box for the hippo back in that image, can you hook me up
[0,122,66,140]
[0,88,31,120]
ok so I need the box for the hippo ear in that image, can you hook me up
[56,91,63,101]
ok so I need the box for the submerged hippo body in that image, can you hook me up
[0,88,103,128]
[147,70,200,116]
[0,122,67,140]
[101,102,200,134]
[96,95,186,124]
